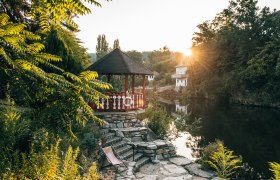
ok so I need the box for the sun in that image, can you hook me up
[185,49,192,56]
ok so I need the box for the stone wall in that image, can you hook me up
[97,112,142,128]
[135,140,177,160]
[113,127,148,142]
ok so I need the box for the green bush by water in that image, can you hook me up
[269,162,280,180]
[144,101,173,139]
[203,140,242,179]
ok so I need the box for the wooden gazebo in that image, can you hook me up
[87,48,153,111]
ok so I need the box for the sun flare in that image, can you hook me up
[185,49,192,56]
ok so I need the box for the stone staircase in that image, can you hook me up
[100,128,150,171]
[98,112,176,180]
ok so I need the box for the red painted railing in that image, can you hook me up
[89,92,144,111]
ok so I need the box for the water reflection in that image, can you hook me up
[168,121,201,160]
[161,98,280,179]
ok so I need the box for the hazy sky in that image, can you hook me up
[75,0,280,54]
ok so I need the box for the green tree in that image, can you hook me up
[189,0,280,104]
[0,0,30,23]
[0,12,111,175]
[0,13,110,123]
[126,50,143,63]
[44,26,91,74]
[145,46,177,86]
[0,0,111,177]
[31,0,110,32]
[96,34,109,59]
[1,0,110,32]
[113,39,120,49]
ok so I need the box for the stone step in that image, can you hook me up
[119,150,134,160]
[104,136,122,146]
[127,153,144,162]
[100,128,109,135]
[104,132,115,140]
[112,141,127,149]
[112,127,147,133]
[134,157,150,170]
[115,145,132,155]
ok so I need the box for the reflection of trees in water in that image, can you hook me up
[167,106,203,159]
[158,98,280,179]
[184,100,280,180]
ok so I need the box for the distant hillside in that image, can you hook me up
[88,53,97,63]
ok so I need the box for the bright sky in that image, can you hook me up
[76,0,280,54]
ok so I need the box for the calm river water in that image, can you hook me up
[160,98,280,179]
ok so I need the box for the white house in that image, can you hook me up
[176,104,188,114]
[171,65,187,87]
[147,75,154,81]
[147,71,159,81]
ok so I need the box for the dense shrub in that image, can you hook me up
[1,138,100,179]
[203,140,242,179]
[199,140,224,168]
[269,162,280,180]
[145,101,173,139]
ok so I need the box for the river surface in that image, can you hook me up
[160,98,280,179]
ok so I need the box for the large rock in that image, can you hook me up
[169,157,193,166]
[185,163,215,178]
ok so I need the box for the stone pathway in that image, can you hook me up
[116,157,217,180]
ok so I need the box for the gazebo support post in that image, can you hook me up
[107,74,111,83]
[142,75,146,106]
[124,74,128,92]
[132,75,135,94]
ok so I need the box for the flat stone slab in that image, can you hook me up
[113,127,147,132]
[162,174,193,180]
[192,176,209,180]
[137,162,162,175]
[154,139,167,147]
[169,157,193,166]
[135,174,158,180]
[136,161,189,180]
[162,164,187,176]
[211,178,225,180]
[185,163,215,178]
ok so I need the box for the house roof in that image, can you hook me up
[86,48,153,75]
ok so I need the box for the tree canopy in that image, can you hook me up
[0,0,111,178]
[189,0,280,105]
